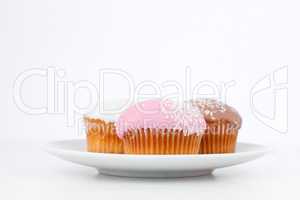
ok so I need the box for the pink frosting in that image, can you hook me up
[116,99,206,138]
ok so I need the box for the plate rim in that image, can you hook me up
[45,139,271,158]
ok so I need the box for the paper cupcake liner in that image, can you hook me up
[123,128,203,154]
[199,120,238,154]
[84,117,123,153]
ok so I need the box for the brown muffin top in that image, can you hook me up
[191,98,242,129]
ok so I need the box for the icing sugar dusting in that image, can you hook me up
[116,99,206,138]
[192,99,227,120]
[162,100,206,134]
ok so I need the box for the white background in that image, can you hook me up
[0,0,299,199]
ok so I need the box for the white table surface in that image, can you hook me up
[1,139,299,200]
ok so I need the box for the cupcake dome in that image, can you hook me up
[116,99,206,138]
[191,98,242,129]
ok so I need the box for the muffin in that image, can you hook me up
[191,99,242,154]
[116,99,207,154]
[84,116,123,153]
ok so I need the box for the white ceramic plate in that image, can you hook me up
[46,139,269,178]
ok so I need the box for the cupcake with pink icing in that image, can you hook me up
[116,99,206,154]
